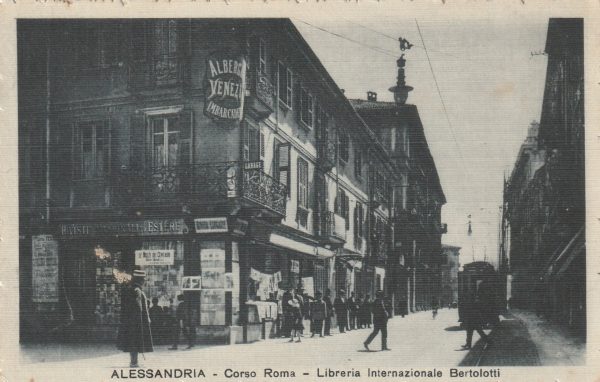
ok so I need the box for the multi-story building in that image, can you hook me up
[18,19,400,343]
[440,245,460,308]
[350,54,446,315]
[501,18,584,337]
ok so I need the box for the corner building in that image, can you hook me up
[19,19,398,343]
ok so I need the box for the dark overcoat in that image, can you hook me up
[117,283,154,353]
[371,298,389,326]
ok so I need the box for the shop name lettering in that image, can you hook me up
[60,220,186,237]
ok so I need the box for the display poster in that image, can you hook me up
[200,290,226,325]
[134,249,174,266]
[290,259,300,274]
[31,235,59,303]
[301,277,315,298]
[182,276,202,290]
[200,245,226,290]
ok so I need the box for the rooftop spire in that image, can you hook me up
[389,38,414,105]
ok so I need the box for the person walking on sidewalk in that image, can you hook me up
[461,292,492,350]
[169,294,196,350]
[347,292,359,330]
[363,290,391,351]
[117,269,154,368]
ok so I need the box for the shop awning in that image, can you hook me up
[268,233,334,259]
[542,227,584,280]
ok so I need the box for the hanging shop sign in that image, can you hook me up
[32,235,59,303]
[204,52,247,122]
[135,249,175,266]
[59,219,189,238]
[194,217,228,234]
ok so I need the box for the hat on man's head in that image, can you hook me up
[133,269,146,278]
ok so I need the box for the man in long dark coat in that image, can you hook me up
[333,289,348,333]
[323,289,334,336]
[363,290,390,351]
[117,270,153,368]
[461,292,491,349]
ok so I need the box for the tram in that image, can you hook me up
[457,261,502,327]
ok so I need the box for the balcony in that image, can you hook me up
[116,162,287,217]
[245,69,275,120]
[371,186,390,209]
[320,211,346,247]
[129,54,188,90]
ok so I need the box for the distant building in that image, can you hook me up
[440,245,460,307]
[501,18,584,337]
[350,53,446,314]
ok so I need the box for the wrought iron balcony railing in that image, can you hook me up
[116,162,287,216]
[129,54,188,89]
[245,69,275,119]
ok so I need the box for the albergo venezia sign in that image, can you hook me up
[204,51,247,122]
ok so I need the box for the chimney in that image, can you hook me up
[367,91,378,101]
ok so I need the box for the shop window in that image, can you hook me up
[278,62,293,109]
[299,87,314,129]
[140,241,185,307]
[74,121,110,180]
[339,129,349,163]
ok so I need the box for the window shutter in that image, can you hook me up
[180,109,193,165]
[130,112,146,171]
[354,203,359,239]
[278,143,290,191]
[260,131,265,160]
[344,194,350,230]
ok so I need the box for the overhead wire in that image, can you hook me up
[414,19,471,189]
[292,18,399,59]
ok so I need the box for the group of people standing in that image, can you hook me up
[279,285,391,351]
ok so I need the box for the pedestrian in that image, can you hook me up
[359,295,371,329]
[334,289,348,333]
[310,291,327,337]
[148,297,165,344]
[280,284,293,338]
[169,294,196,350]
[363,290,391,351]
[295,286,308,337]
[398,298,407,318]
[364,294,373,328]
[347,291,359,330]
[432,297,439,320]
[323,289,334,336]
[288,289,303,343]
[461,292,492,350]
[117,269,153,368]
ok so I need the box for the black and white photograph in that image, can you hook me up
[1,3,597,381]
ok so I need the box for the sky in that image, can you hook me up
[293,17,549,268]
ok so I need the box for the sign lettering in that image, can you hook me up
[204,52,247,122]
[59,219,188,238]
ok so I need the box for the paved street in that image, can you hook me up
[15,308,583,381]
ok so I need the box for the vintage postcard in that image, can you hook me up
[0,1,598,381]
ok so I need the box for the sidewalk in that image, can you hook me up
[459,312,540,366]
[511,309,585,366]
